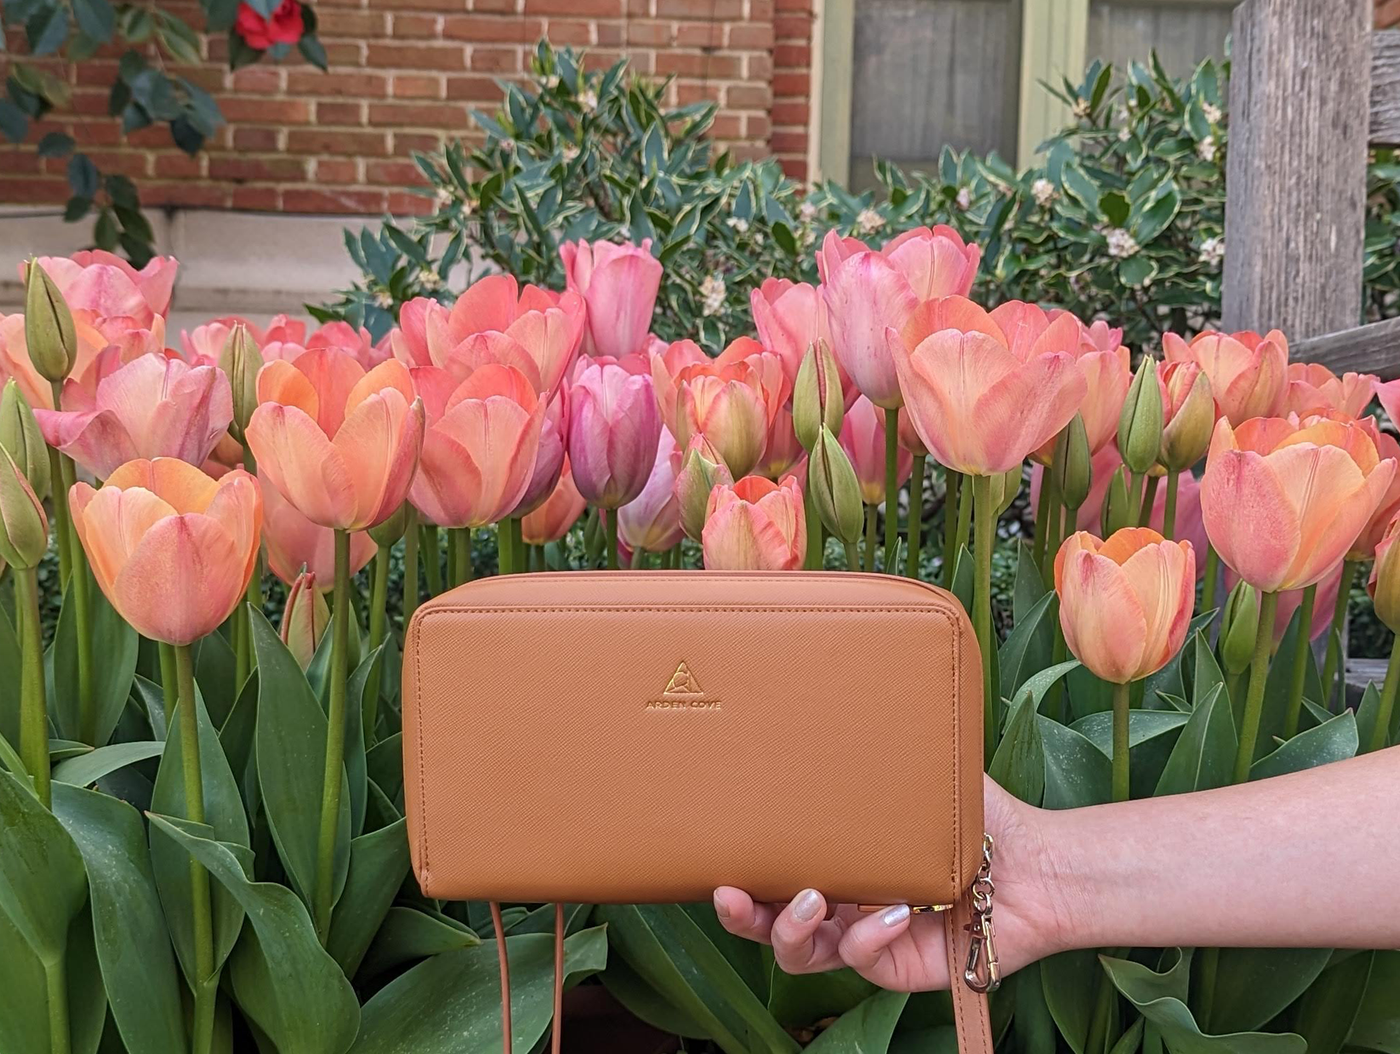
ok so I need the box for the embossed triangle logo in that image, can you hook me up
[662,661,703,695]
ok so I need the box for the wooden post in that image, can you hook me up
[1221,0,1372,338]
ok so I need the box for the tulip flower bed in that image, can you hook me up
[1,234,1398,1054]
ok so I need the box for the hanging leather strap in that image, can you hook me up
[944,890,995,1054]
[491,900,565,1054]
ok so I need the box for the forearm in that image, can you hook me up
[1038,747,1400,952]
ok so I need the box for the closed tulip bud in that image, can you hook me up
[1118,355,1163,475]
[1369,514,1400,632]
[793,340,843,452]
[0,380,49,500]
[368,501,411,548]
[1101,464,1133,536]
[1220,579,1260,676]
[675,435,733,542]
[1052,414,1091,511]
[0,447,50,570]
[220,322,262,443]
[992,464,1022,519]
[809,426,864,544]
[280,571,329,670]
[23,258,78,382]
[1158,361,1214,472]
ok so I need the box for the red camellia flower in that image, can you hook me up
[236,0,305,49]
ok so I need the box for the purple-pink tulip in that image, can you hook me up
[567,360,661,509]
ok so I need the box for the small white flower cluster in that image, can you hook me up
[580,89,598,113]
[374,290,393,309]
[435,186,454,206]
[1072,99,1090,119]
[1198,236,1225,266]
[499,138,516,154]
[955,186,972,210]
[726,217,749,234]
[1031,178,1056,207]
[562,143,579,162]
[1202,101,1222,125]
[700,274,726,316]
[798,200,817,223]
[1197,135,1217,163]
[1105,228,1140,259]
[543,74,560,89]
[856,207,885,235]
[418,269,442,291]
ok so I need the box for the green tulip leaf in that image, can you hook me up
[218,671,260,812]
[365,777,401,832]
[1146,615,1217,706]
[0,899,105,1054]
[251,609,351,912]
[49,739,91,761]
[1355,681,1388,752]
[990,679,1046,805]
[149,687,249,988]
[1066,664,1114,721]
[1013,541,1049,624]
[0,726,28,781]
[194,629,238,728]
[48,567,138,746]
[1255,609,1324,763]
[366,732,404,804]
[52,740,163,787]
[595,902,799,1054]
[345,644,384,837]
[1350,950,1400,1054]
[359,906,479,981]
[1249,710,1357,781]
[508,902,590,937]
[999,590,1057,701]
[1013,961,1059,1054]
[600,954,713,1038]
[804,989,908,1052]
[131,674,169,742]
[1156,683,1235,796]
[1191,628,1225,706]
[148,814,361,1054]
[1073,709,1189,753]
[767,962,879,1030]
[326,817,410,978]
[1039,717,1111,808]
[1041,949,1103,1054]
[1293,950,1373,1054]
[682,901,768,1000]
[0,604,20,750]
[51,783,187,1054]
[949,543,974,615]
[352,925,608,1053]
[1208,948,1330,1034]
[0,768,87,963]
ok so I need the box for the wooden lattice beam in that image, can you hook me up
[1292,316,1400,379]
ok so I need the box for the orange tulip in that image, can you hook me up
[1285,362,1376,418]
[521,455,587,544]
[886,296,1086,475]
[260,474,375,586]
[702,475,806,570]
[246,346,424,531]
[1055,527,1195,684]
[1162,329,1288,425]
[1200,416,1397,593]
[69,458,261,646]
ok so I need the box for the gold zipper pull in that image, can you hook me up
[856,902,950,914]
[963,833,1001,993]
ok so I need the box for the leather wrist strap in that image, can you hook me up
[491,900,565,1054]
[945,889,995,1054]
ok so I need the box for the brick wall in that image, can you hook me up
[1381,0,1400,29]
[0,0,817,215]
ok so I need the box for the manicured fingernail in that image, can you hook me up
[792,889,822,921]
[713,893,730,920]
[881,904,911,927]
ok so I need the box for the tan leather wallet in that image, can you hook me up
[402,571,994,1054]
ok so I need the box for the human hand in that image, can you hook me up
[711,777,1070,991]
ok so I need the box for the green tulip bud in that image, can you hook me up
[1118,354,1163,475]
[792,339,844,452]
[675,435,733,542]
[220,322,263,444]
[0,447,50,570]
[369,501,412,548]
[1051,414,1091,512]
[23,258,78,383]
[992,464,1022,520]
[808,426,864,544]
[1159,363,1215,472]
[0,380,50,501]
[1220,579,1260,676]
[1101,464,1133,536]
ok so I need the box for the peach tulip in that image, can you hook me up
[649,339,709,434]
[1156,360,1215,472]
[306,320,389,369]
[392,275,584,396]
[560,239,662,360]
[1285,362,1376,419]
[1352,429,1400,560]
[246,346,425,531]
[260,475,375,586]
[181,313,306,365]
[840,396,912,505]
[69,458,261,646]
[1055,527,1195,684]
[702,474,806,570]
[35,352,233,480]
[749,278,825,381]
[618,428,684,554]
[568,361,662,508]
[1200,416,1397,593]
[1369,513,1400,631]
[1372,378,1400,435]
[281,570,329,670]
[521,456,587,544]
[0,311,109,410]
[410,363,544,528]
[886,296,1087,475]
[756,406,804,480]
[30,251,177,333]
[1162,329,1288,425]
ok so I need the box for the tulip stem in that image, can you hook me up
[369,543,390,652]
[1233,590,1279,783]
[1369,633,1400,753]
[884,407,900,571]
[1032,471,1051,568]
[804,460,822,571]
[158,641,179,729]
[403,508,420,625]
[174,643,217,1054]
[1139,474,1159,529]
[47,446,72,584]
[906,455,925,578]
[1201,545,1220,617]
[498,520,514,575]
[452,528,473,586]
[972,473,996,763]
[953,475,972,573]
[1111,681,1131,802]
[54,449,95,745]
[1281,583,1318,739]
[43,953,70,1054]
[15,566,49,808]
[312,530,351,944]
[1162,471,1180,541]
[942,471,962,588]
[1321,560,1358,709]
[863,505,877,572]
[421,525,442,595]
[844,540,860,571]
[510,519,524,574]
[1040,474,1063,589]
[606,512,619,571]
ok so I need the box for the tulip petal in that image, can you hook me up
[72,483,178,601]
[112,513,244,645]
[1201,448,1302,593]
[332,387,415,530]
[1059,550,1148,684]
[35,407,141,480]
[1118,539,1194,675]
[246,403,357,529]
[446,273,519,340]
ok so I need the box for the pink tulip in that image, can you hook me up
[649,339,709,435]
[702,474,806,570]
[306,320,389,369]
[509,389,568,519]
[181,313,307,365]
[756,406,804,480]
[35,352,233,480]
[560,239,662,360]
[246,347,425,531]
[1285,362,1376,418]
[1055,527,1195,684]
[410,363,544,528]
[568,361,662,509]
[1371,378,1400,435]
[29,251,177,333]
[260,474,375,586]
[840,396,912,505]
[1200,416,1397,593]
[1162,329,1288,426]
[521,455,587,544]
[887,296,1086,475]
[618,428,684,554]
[750,278,825,381]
